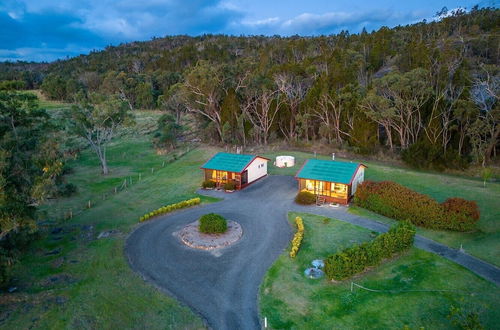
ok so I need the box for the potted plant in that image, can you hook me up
[223,181,236,192]
[202,180,216,190]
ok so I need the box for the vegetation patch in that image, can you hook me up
[324,222,415,280]
[294,191,316,205]
[139,197,201,222]
[199,213,227,234]
[223,181,236,191]
[260,213,500,329]
[289,216,304,258]
[355,180,480,231]
[202,180,216,189]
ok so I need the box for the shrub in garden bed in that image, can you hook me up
[354,180,479,231]
[202,180,216,189]
[324,221,415,281]
[295,191,316,205]
[199,213,227,234]
[223,181,236,191]
[289,216,304,258]
[139,197,201,222]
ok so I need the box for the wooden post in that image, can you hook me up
[151,168,154,174]
[162,161,165,167]
[70,209,73,219]
[114,187,117,194]
[139,173,141,181]
[88,200,91,209]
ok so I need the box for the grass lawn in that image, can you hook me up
[260,212,500,329]
[262,150,500,266]
[1,133,219,328]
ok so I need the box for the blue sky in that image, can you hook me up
[0,0,497,62]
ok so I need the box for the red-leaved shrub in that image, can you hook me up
[354,181,479,232]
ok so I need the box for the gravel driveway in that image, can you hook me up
[125,175,500,330]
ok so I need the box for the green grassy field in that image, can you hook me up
[260,213,500,329]
[1,132,220,328]
[262,150,500,266]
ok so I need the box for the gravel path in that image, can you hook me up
[125,175,500,330]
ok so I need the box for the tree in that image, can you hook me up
[242,89,282,145]
[0,90,61,286]
[274,71,311,141]
[481,167,493,188]
[183,61,225,141]
[154,114,183,150]
[368,69,432,149]
[68,95,133,175]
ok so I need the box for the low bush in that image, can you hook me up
[324,222,415,280]
[223,181,236,191]
[199,213,227,234]
[289,216,304,258]
[295,191,316,205]
[139,197,201,222]
[202,180,216,189]
[354,180,479,231]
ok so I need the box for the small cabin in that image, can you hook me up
[295,159,366,205]
[201,152,270,190]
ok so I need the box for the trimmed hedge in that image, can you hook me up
[354,181,479,231]
[289,216,304,258]
[199,213,227,234]
[223,181,236,191]
[295,191,316,205]
[324,222,415,281]
[139,197,201,222]
[202,180,216,188]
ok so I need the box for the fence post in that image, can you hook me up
[139,173,141,181]
[114,187,117,194]
[151,168,154,174]
[88,200,91,209]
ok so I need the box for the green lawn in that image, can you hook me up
[260,213,500,329]
[262,150,500,266]
[1,134,218,329]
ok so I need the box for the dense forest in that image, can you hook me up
[0,6,499,287]
[2,7,499,169]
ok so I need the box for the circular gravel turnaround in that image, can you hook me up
[175,220,243,250]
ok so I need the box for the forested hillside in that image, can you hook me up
[1,7,498,170]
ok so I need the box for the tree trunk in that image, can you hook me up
[484,125,500,164]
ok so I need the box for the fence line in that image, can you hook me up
[43,143,198,224]
[350,281,464,294]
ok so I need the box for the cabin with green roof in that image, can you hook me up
[201,152,270,190]
[295,159,366,204]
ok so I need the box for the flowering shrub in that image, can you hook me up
[139,197,201,222]
[354,181,479,231]
[289,216,304,258]
[324,221,415,280]
[199,213,227,234]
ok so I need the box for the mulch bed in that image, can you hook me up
[174,220,243,250]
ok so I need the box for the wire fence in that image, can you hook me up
[350,281,465,294]
[41,143,199,225]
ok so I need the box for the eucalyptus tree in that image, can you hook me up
[69,94,133,175]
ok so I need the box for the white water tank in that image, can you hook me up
[275,155,295,168]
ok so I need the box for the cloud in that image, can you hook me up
[240,9,425,36]
[0,0,242,62]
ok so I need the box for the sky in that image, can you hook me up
[0,0,497,62]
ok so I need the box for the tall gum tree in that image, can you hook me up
[69,95,133,175]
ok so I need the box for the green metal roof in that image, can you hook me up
[296,159,363,184]
[201,152,256,173]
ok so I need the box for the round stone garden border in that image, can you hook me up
[174,220,243,250]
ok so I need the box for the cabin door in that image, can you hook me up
[241,170,248,185]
